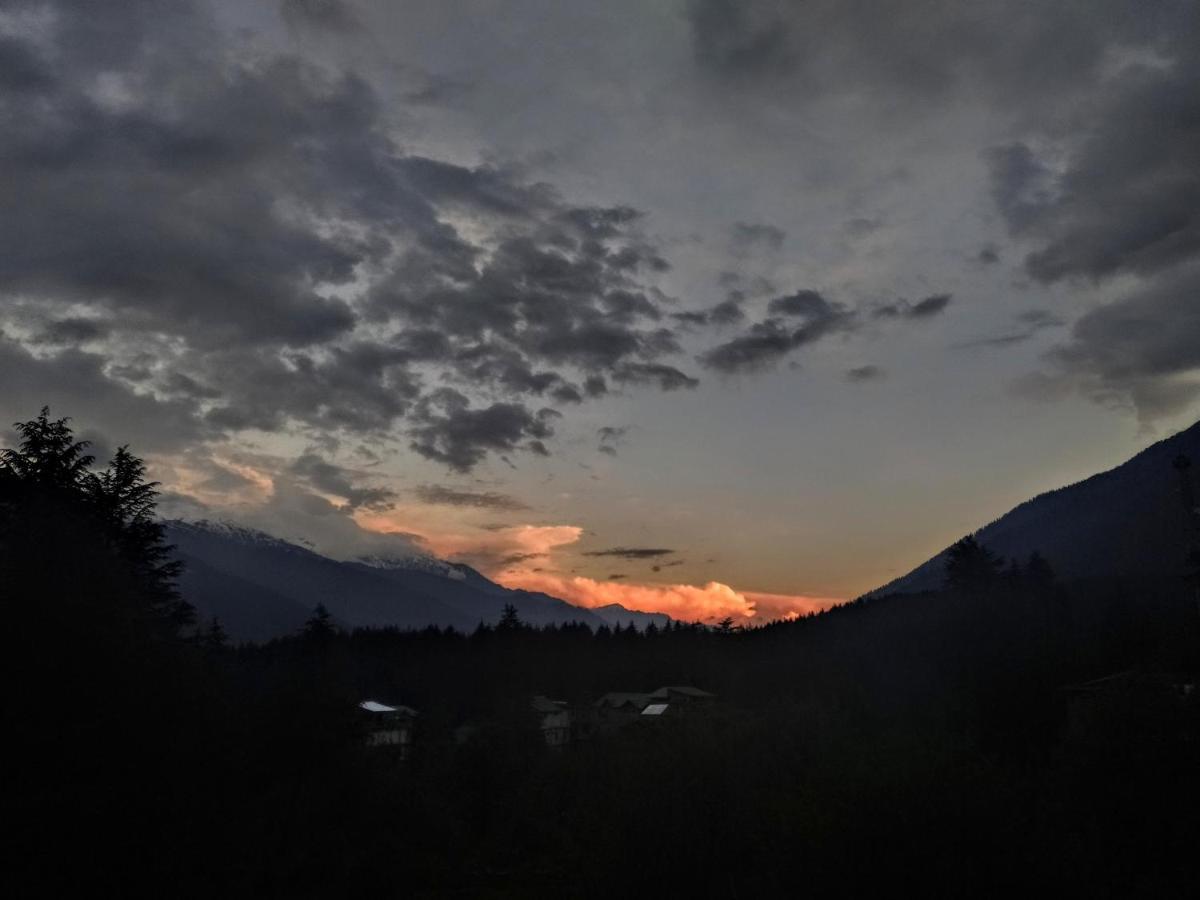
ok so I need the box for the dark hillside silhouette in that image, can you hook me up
[5,408,1198,897]
[875,420,1200,595]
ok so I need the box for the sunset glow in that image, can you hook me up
[352,509,842,623]
[495,570,844,623]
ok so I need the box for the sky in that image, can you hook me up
[2,0,1198,623]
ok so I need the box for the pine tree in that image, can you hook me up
[944,535,1002,590]
[304,603,337,640]
[92,445,190,633]
[497,603,523,632]
[0,406,95,491]
[1,408,190,639]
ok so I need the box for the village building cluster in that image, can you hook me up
[359,685,718,757]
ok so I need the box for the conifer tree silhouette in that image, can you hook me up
[944,535,1002,590]
[0,406,95,490]
[304,603,337,640]
[0,407,190,637]
[497,603,524,632]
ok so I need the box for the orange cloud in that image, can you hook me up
[496,570,843,624]
[355,510,846,624]
[424,523,583,563]
[354,511,583,569]
[742,590,844,622]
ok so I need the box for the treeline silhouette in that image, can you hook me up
[5,410,1198,898]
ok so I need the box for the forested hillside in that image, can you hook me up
[875,420,1200,596]
[5,410,1198,898]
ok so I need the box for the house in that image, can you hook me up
[596,692,653,712]
[531,695,572,747]
[359,700,418,759]
[648,686,716,706]
[594,692,652,730]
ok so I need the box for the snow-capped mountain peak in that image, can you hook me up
[354,553,468,581]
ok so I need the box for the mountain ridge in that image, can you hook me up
[167,519,669,641]
[871,419,1200,596]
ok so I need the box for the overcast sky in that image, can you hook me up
[2,0,1198,621]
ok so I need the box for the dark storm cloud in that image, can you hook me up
[670,310,711,327]
[290,452,396,510]
[596,425,629,457]
[986,52,1200,284]
[1028,262,1200,422]
[767,290,835,318]
[199,342,421,435]
[0,0,700,471]
[872,295,953,321]
[408,390,561,473]
[583,547,675,560]
[701,285,957,373]
[669,296,748,330]
[966,2,1200,422]
[0,335,205,454]
[1,20,375,348]
[907,294,953,318]
[370,225,682,394]
[708,298,747,325]
[611,363,699,391]
[699,319,798,374]
[413,484,531,511]
[686,0,1166,107]
[699,290,856,373]
[845,365,884,383]
[32,317,111,345]
[689,0,1199,428]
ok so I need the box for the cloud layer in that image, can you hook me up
[0,0,707,471]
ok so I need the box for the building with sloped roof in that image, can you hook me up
[649,686,716,704]
[359,700,417,759]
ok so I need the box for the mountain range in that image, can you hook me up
[872,419,1200,596]
[169,419,1199,640]
[168,520,670,642]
